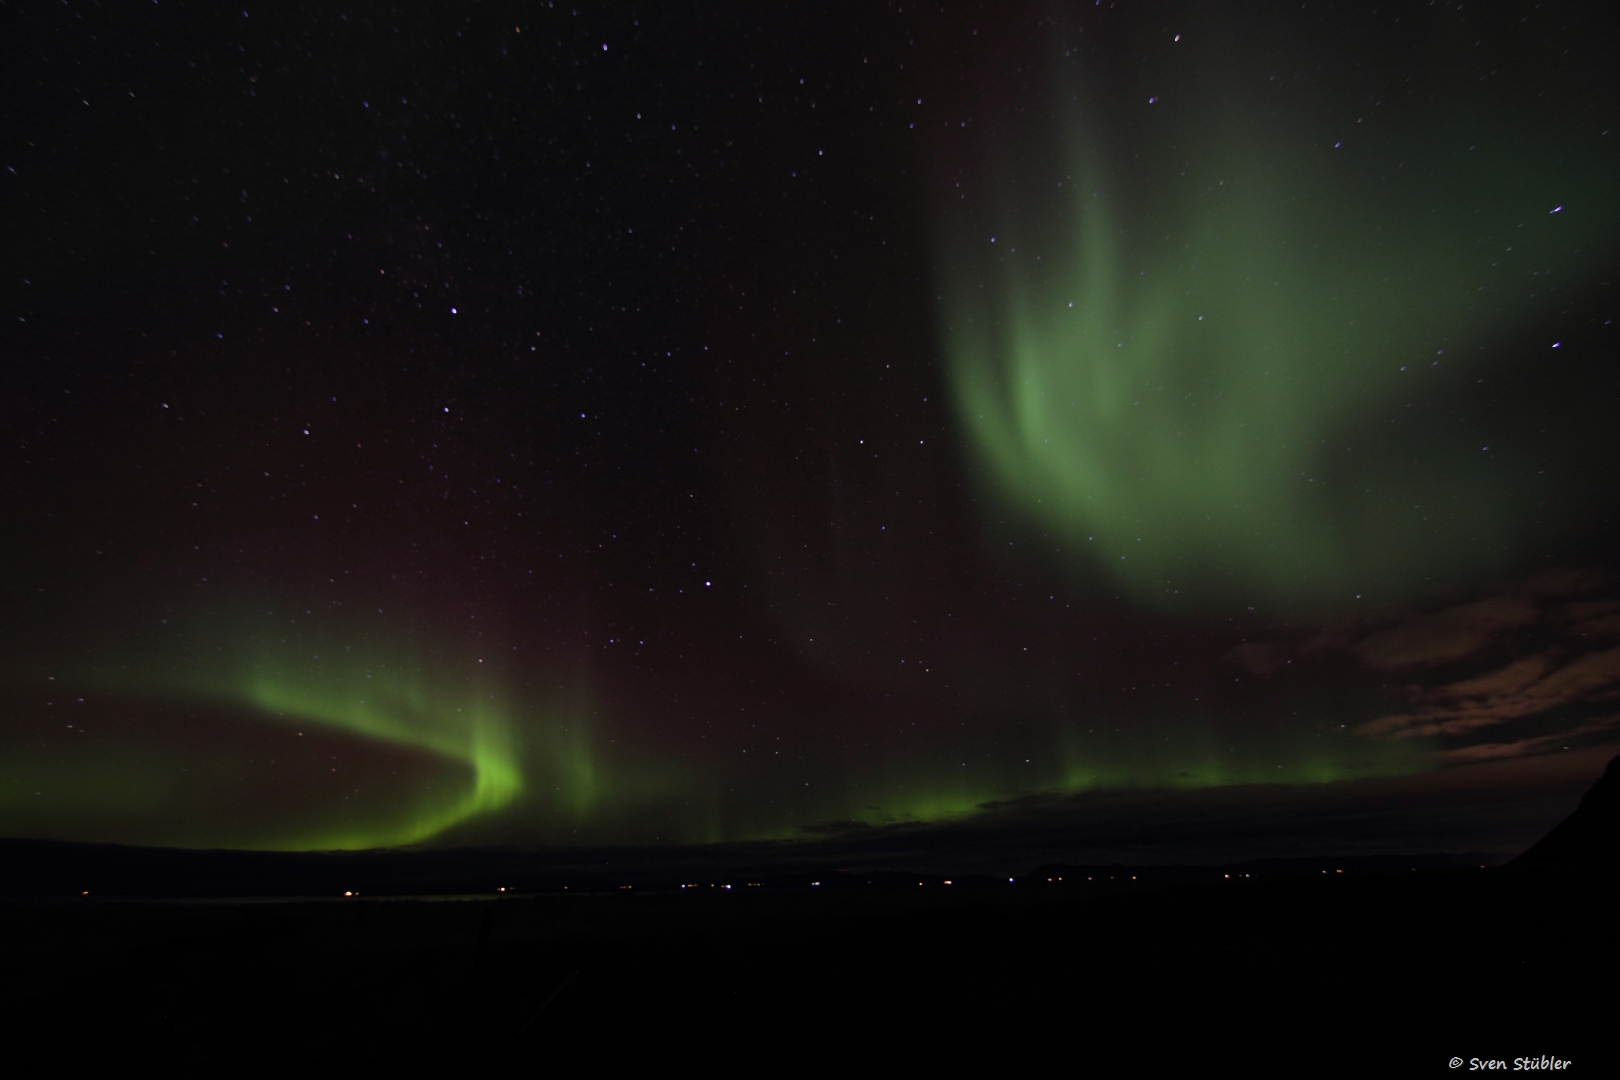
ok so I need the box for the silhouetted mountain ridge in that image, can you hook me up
[1513,752,1620,866]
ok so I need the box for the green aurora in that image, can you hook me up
[7,20,1612,855]
[940,93,1618,611]
[0,601,1425,850]
[225,653,529,850]
[1,615,606,851]
[192,627,630,851]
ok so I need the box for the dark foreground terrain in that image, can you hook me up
[1,866,1610,1074]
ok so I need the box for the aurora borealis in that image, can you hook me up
[941,92,1616,609]
[3,0,1618,864]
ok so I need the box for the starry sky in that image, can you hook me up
[2,0,1617,862]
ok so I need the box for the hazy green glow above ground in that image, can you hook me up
[941,96,1616,610]
[0,602,1427,851]
[828,715,1425,832]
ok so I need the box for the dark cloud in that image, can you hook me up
[1568,600,1620,639]
[1225,641,1293,676]
[1358,646,1620,742]
[1224,570,1620,767]
[1438,715,1620,764]
[1524,568,1612,597]
[1353,597,1538,670]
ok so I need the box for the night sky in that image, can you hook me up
[3,0,1617,864]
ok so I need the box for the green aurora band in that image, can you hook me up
[26,612,610,851]
[939,94,1618,611]
[199,628,632,851]
[5,604,1422,850]
[227,655,529,850]
[0,576,1446,849]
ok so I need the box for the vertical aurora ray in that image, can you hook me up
[815,704,1428,832]
[938,72,1619,611]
